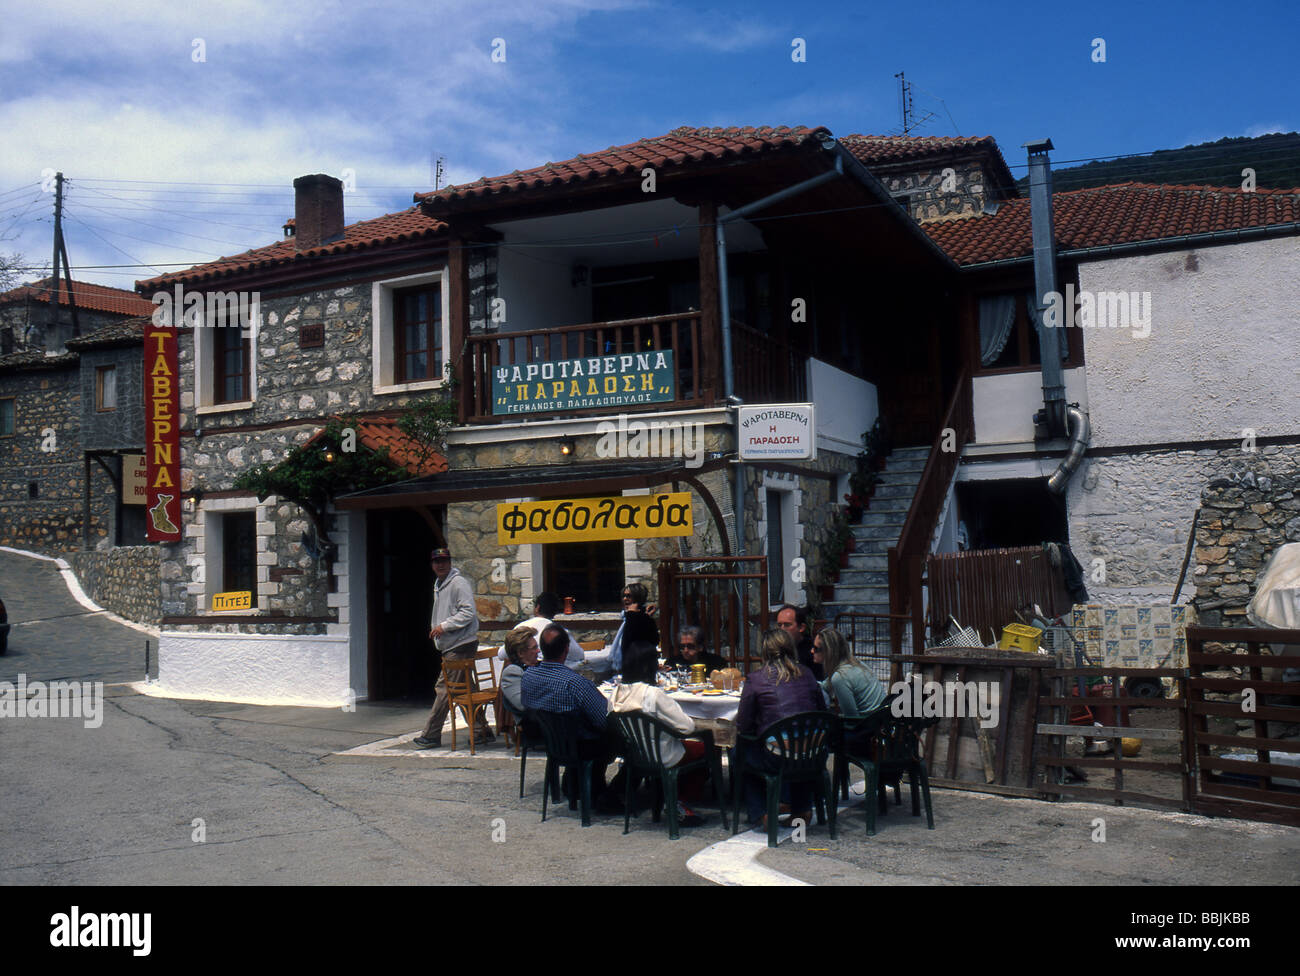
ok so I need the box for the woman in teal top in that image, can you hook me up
[813,628,886,719]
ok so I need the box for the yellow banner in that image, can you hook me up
[211,591,253,611]
[497,493,693,545]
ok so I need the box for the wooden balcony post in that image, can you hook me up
[697,200,720,401]
[448,234,471,422]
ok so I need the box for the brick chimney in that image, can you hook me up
[292,174,344,250]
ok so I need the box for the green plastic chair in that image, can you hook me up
[730,711,837,849]
[874,714,938,830]
[534,710,598,827]
[833,706,893,834]
[610,711,729,840]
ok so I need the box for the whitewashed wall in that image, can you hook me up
[972,368,1088,446]
[158,631,352,706]
[1079,237,1300,448]
[810,358,877,453]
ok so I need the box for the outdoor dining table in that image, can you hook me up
[597,682,741,748]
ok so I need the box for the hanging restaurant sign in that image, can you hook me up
[492,351,675,415]
[496,492,693,545]
[144,322,182,541]
[737,403,817,461]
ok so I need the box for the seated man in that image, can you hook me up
[497,592,585,668]
[777,603,822,680]
[521,623,619,798]
[664,625,727,674]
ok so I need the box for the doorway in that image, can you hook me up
[366,508,441,701]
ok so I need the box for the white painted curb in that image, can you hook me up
[0,544,159,636]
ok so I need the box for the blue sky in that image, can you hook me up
[1,0,1296,290]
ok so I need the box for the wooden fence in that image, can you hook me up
[926,545,1074,646]
[657,556,769,673]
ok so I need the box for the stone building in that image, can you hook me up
[0,313,158,623]
[922,178,1300,618]
[0,277,154,354]
[138,126,969,705]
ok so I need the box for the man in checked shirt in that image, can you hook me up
[521,623,620,805]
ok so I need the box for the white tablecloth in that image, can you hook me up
[668,689,741,722]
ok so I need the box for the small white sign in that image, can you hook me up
[737,404,816,460]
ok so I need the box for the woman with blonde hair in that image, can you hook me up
[813,628,886,718]
[500,625,540,716]
[735,628,825,828]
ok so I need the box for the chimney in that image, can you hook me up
[292,174,344,250]
[282,217,296,238]
[1023,138,1066,439]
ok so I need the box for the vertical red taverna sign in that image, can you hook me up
[144,323,181,542]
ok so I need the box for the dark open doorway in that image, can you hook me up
[366,508,441,701]
[957,478,1069,550]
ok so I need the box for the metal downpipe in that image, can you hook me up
[1047,406,1090,494]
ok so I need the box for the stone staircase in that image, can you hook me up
[822,445,930,620]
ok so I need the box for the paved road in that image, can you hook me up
[0,548,149,684]
[2,548,1298,886]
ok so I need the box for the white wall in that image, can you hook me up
[157,631,352,706]
[973,367,1088,446]
[809,358,877,453]
[1079,237,1300,448]
[496,245,592,333]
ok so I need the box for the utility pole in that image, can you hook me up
[47,172,79,340]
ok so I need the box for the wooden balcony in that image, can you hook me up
[461,311,807,423]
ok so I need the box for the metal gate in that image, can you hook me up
[657,555,768,673]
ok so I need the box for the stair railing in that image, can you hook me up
[886,368,973,665]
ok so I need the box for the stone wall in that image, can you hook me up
[1193,452,1300,626]
[1067,443,1300,604]
[877,158,998,223]
[66,546,161,625]
[0,360,113,554]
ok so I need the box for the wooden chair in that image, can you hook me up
[443,648,499,755]
[578,640,605,651]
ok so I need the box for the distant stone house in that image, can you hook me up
[138,126,979,705]
[0,277,155,354]
[0,313,159,623]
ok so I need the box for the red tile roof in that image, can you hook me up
[0,277,155,317]
[416,126,831,207]
[925,182,1300,265]
[137,206,446,289]
[305,415,447,477]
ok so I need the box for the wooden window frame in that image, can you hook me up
[213,326,250,405]
[969,276,1086,377]
[393,284,442,384]
[95,364,117,412]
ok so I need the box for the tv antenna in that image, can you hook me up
[431,153,446,190]
[894,71,937,136]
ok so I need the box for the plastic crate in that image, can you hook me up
[997,622,1043,653]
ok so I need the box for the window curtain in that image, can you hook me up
[977,294,1017,366]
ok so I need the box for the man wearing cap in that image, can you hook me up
[414,548,492,748]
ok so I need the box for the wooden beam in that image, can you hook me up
[448,235,471,422]
[697,199,720,401]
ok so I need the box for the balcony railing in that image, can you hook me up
[732,321,807,404]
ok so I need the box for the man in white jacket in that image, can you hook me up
[415,548,491,748]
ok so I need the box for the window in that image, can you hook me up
[394,284,442,383]
[975,291,1082,373]
[213,326,250,404]
[372,269,451,394]
[95,365,117,411]
[222,511,257,601]
[0,398,13,436]
[544,540,625,612]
